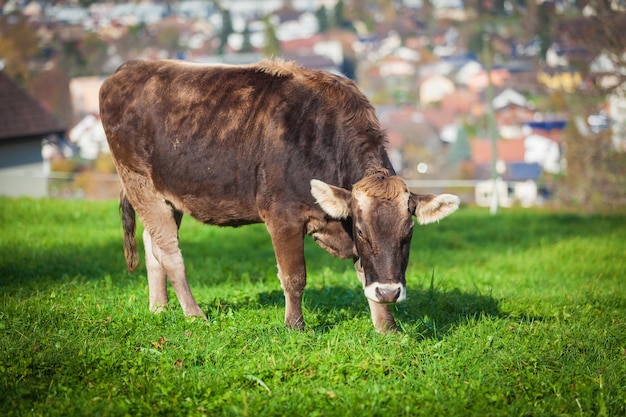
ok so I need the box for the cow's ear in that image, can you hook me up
[410,193,459,225]
[310,180,352,219]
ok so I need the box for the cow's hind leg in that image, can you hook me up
[134,196,205,319]
[266,220,306,330]
[143,228,168,313]
[142,209,183,313]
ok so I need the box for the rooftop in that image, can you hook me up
[0,71,66,141]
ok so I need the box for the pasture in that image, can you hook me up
[1,197,625,416]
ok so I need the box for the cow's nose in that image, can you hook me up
[375,286,401,303]
[364,283,406,304]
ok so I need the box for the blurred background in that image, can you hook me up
[0,0,624,212]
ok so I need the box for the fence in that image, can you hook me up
[1,171,546,207]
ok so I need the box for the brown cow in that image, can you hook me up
[99,59,459,333]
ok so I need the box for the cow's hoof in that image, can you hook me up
[184,307,207,320]
[373,319,400,334]
[150,304,168,314]
[375,324,400,334]
[285,318,306,331]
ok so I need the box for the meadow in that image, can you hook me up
[0,197,625,416]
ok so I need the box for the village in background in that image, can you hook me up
[0,0,625,211]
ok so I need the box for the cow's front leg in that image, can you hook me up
[267,221,306,330]
[367,299,398,334]
[355,259,398,333]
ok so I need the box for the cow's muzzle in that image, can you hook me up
[364,283,406,304]
[355,259,406,304]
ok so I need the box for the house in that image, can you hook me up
[419,73,455,105]
[0,71,67,197]
[378,56,417,78]
[524,117,567,143]
[69,114,108,160]
[420,108,458,139]
[471,138,526,168]
[467,68,510,91]
[377,106,443,179]
[537,68,583,92]
[504,59,542,92]
[492,88,535,139]
[471,135,556,207]
[455,60,483,86]
[440,88,480,115]
[22,1,43,20]
[360,53,419,104]
[524,134,561,174]
[472,138,525,207]
[69,76,105,120]
[492,88,528,110]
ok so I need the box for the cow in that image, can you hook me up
[99,59,459,333]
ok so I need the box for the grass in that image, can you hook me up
[1,197,625,416]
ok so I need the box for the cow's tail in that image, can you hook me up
[120,190,139,271]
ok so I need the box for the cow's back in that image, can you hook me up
[100,59,389,226]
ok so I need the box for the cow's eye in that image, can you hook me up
[356,227,368,243]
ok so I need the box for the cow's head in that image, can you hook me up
[311,170,459,305]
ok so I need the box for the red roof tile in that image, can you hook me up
[471,138,525,164]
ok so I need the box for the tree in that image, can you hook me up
[333,0,346,28]
[76,0,100,8]
[240,24,253,53]
[315,6,329,33]
[263,17,280,57]
[115,23,145,62]
[57,41,87,78]
[518,0,539,44]
[0,15,39,86]
[218,8,234,55]
[155,25,181,58]
[557,2,626,94]
[449,126,471,167]
[80,32,109,75]
[559,117,626,212]
[536,1,553,59]
[551,2,626,211]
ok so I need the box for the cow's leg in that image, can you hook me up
[145,225,204,319]
[266,221,306,330]
[143,229,168,313]
[142,207,182,313]
[132,194,205,319]
[366,299,398,334]
[355,260,398,333]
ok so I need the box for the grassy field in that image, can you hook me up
[1,197,625,416]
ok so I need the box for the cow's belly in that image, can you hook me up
[161,189,262,227]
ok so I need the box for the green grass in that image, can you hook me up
[1,197,625,416]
